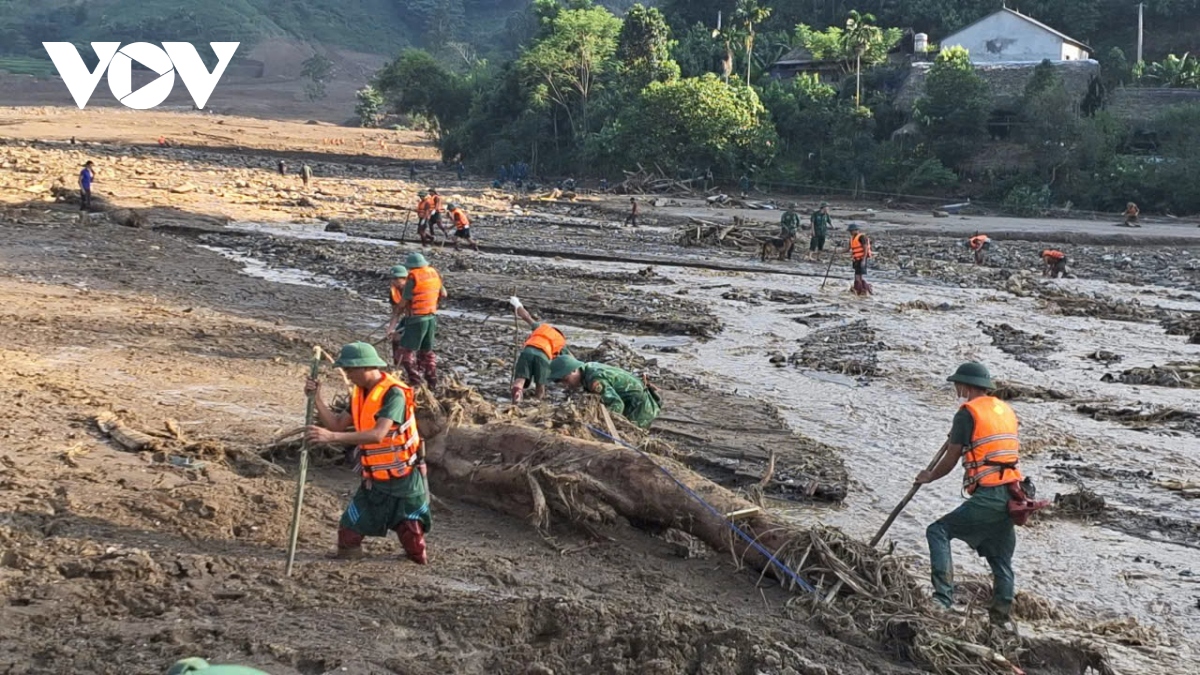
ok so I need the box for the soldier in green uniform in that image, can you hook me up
[779,205,801,260]
[548,355,662,428]
[808,202,832,261]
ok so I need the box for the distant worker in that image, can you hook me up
[384,265,409,366]
[969,234,991,265]
[300,164,313,189]
[447,202,479,251]
[391,252,446,389]
[704,167,714,191]
[779,204,801,261]
[624,197,639,227]
[848,223,873,296]
[1122,202,1141,227]
[305,342,430,564]
[548,355,662,429]
[809,202,832,261]
[415,191,433,246]
[78,160,95,213]
[563,177,576,191]
[738,174,750,197]
[916,362,1035,633]
[1042,250,1067,278]
[277,159,287,176]
[509,296,569,403]
[456,161,465,181]
[427,188,450,240]
[599,177,608,191]
[409,162,417,180]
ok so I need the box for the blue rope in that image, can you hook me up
[587,425,817,595]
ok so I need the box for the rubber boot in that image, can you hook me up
[396,520,428,564]
[418,350,438,390]
[398,348,423,387]
[335,528,365,559]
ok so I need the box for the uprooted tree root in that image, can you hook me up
[411,385,1119,675]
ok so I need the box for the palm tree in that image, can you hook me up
[842,10,881,106]
[734,0,772,86]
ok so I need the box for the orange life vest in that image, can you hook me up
[351,373,420,482]
[450,208,469,230]
[524,324,566,359]
[389,282,403,306]
[969,235,989,250]
[850,233,871,261]
[960,396,1023,494]
[407,266,442,316]
[1043,250,1065,260]
[430,195,443,213]
[417,197,432,219]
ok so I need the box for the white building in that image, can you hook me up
[941,7,1091,63]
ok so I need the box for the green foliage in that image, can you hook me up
[373,49,474,140]
[1002,184,1052,216]
[0,56,56,77]
[617,4,679,86]
[601,75,776,174]
[672,22,724,78]
[1141,53,1200,88]
[913,46,990,168]
[355,86,385,127]
[301,53,333,101]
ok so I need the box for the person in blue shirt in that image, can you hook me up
[78,161,95,211]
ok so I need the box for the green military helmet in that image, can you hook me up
[947,361,995,390]
[389,265,408,278]
[418,191,428,198]
[847,222,860,232]
[820,201,829,208]
[548,355,585,382]
[333,341,388,369]
[447,202,459,210]
[405,251,429,269]
[168,658,270,675]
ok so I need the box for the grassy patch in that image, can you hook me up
[0,56,57,77]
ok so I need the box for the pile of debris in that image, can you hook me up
[1161,312,1200,344]
[978,321,1060,371]
[789,319,883,377]
[1039,287,1162,323]
[615,166,701,194]
[1101,362,1200,388]
[678,216,778,250]
[1076,403,1200,435]
[721,288,813,306]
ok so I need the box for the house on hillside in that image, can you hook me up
[941,7,1091,63]
[766,47,843,83]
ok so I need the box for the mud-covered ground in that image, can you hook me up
[2,108,1199,674]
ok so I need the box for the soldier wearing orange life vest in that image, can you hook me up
[389,251,447,389]
[1042,249,1067,278]
[305,342,430,563]
[448,202,479,251]
[915,362,1025,630]
[415,191,433,245]
[383,265,409,366]
[848,223,873,296]
[508,296,570,403]
[968,234,990,265]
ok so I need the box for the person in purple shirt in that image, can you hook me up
[78,161,95,211]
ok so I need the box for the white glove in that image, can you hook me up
[509,296,523,309]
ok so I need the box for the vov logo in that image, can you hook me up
[42,42,239,110]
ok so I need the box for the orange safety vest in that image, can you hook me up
[417,197,432,219]
[969,235,989,250]
[389,282,403,306]
[407,266,442,316]
[850,233,871,261]
[430,195,443,213]
[960,396,1023,494]
[450,208,469,231]
[1043,250,1065,260]
[351,373,420,482]
[524,324,566,359]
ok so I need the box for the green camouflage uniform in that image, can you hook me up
[580,363,661,428]
[779,210,801,238]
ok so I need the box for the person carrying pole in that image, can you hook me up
[548,355,662,429]
[509,296,569,403]
[915,362,1027,632]
[304,342,430,563]
[391,252,446,389]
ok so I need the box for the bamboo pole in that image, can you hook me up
[285,346,322,576]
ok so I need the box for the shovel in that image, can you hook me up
[285,346,322,576]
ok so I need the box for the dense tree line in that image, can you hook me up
[369,0,1200,214]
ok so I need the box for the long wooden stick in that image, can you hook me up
[819,251,837,289]
[869,441,950,547]
[285,346,322,576]
[824,440,949,603]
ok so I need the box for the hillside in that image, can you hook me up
[0,0,650,62]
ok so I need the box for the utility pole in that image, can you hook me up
[1137,3,1144,65]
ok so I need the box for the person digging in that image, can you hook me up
[969,234,991,265]
[848,223,873,296]
[509,296,570,403]
[305,342,431,563]
[390,252,446,390]
[1122,202,1140,227]
[384,264,408,367]
[1042,249,1068,278]
[915,362,1045,634]
[548,355,662,429]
